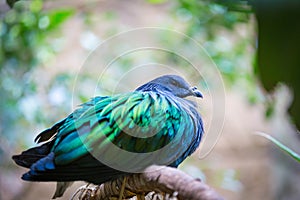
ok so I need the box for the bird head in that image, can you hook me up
[136,75,203,98]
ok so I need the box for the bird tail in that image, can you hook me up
[12,142,51,168]
[52,182,73,199]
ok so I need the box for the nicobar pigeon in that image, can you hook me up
[12,75,204,198]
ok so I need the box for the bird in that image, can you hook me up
[12,74,204,199]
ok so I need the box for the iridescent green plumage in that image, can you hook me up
[48,91,198,166]
[12,75,204,198]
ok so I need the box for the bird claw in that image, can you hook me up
[71,183,100,200]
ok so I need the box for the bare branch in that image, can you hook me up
[75,165,224,200]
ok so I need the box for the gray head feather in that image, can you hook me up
[136,75,203,98]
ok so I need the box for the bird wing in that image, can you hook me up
[20,91,202,183]
[34,96,108,143]
[51,91,200,168]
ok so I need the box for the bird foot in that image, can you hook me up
[71,183,100,200]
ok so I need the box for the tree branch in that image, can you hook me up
[74,165,224,200]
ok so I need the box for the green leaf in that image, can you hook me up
[44,9,74,31]
[254,132,300,163]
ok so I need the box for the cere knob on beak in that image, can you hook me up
[190,86,203,98]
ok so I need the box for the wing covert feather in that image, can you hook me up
[49,92,201,167]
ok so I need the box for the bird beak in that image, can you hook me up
[190,86,203,98]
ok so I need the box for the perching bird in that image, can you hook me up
[12,74,204,198]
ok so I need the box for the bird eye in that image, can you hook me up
[171,80,177,85]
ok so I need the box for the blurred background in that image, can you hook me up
[1,0,300,199]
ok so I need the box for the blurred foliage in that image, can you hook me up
[1,1,73,69]
[6,0,19,8]
[196,0,300,162]
[171,0,261,105]
[0,0,73,164]
[251,0,300,129]
[171,0,300,182]
[172,0,300,129]
[175,0,251,37]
